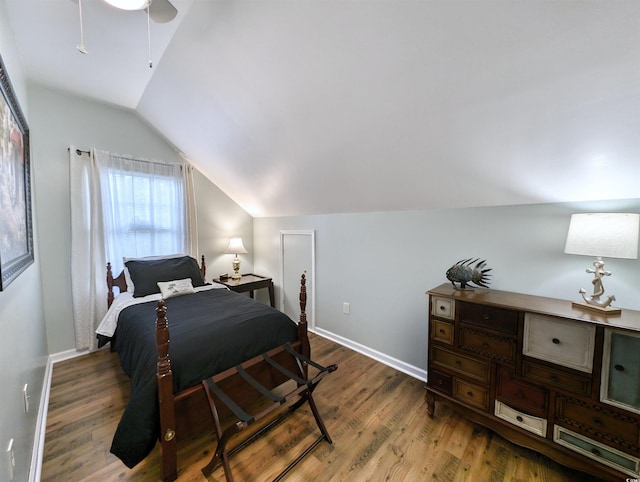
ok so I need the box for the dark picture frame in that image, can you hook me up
[0,53,33,290]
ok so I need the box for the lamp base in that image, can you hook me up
[231,256,241,279]
[571,301,621,316]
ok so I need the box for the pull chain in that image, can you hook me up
[77,0,88,54]
[147,5,153,68]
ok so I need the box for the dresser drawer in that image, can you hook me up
[523,313,595,373]
[555,395,640,453]
[458,302,518,335]
[428,369,452,396]
[431,319,454,345]
[601,329,640,414]
[495,400,547,437]
[554,425,640,478]
[459,324,516,364]
[431,296,455,320]
[521,359,591,397]
[496,366,547,417]
[454,378,489,411]
[431,345,490,383]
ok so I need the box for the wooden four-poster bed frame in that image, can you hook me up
[105,256,334,481]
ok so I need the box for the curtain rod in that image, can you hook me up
[67,147,184,169]
[68,147,90,156]
[106,153,180,167]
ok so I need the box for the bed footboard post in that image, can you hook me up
[298,273,311,363]
[200,255,206,280]
[156,300,178,482]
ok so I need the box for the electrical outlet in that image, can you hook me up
[7,438,15,481]
[23,384,29,413]
[343,302,350,315]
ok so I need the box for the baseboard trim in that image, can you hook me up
[50,347,87,364]
[313,327,427,382]
[29,347,88,481]
[29,356,52,482]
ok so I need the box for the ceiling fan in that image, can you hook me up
[102,0,178,24]
[75,0,178,65]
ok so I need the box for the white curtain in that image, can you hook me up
[183,162,199,257]
[69,147,197,351]
[70,147,107,351]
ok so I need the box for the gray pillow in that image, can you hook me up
[125,256,205,298]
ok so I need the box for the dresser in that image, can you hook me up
[425,283,640,481]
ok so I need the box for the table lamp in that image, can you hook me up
[224,237,248,279]
[564,212,639,314]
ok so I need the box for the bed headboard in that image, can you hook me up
[107,255,206,308]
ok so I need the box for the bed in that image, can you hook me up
[97,254,314,481]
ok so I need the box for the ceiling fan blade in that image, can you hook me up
[149,0,177,23]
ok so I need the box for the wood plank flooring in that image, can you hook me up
[42,334,603,481]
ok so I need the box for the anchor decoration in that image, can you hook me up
[578,258,616,309]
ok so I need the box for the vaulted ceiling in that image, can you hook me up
[5,0,640,217]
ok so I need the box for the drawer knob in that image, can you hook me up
[439,305,446,311]
[467,391,474,397]
[455,360,462,367]
[483,314,490,320]
[439,329,445,334]
[482,342,489,349]
[614,364,625,372]
[516,415,524,422]
[592,417,603,426]
[552,338,560,345]
[550,375,559,382]
[517,390,524,398]
[591,447,601,457]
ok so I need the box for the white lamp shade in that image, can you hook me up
[224,237,248,255]
[103,0,151,11]
[564,213,640,259]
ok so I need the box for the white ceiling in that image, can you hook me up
[5,0,640,217]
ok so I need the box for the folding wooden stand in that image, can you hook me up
[201,343,338,482]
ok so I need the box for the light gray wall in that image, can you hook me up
[0,1,48,480]
[194,168,254,281]
[28,85,252,354]
[254,199,640,372]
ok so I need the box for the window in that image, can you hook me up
[69,147,196,351]
[101,155,189,275]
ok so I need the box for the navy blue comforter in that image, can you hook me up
[108,288,298,468]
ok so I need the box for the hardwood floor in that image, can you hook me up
[42,334,603,481]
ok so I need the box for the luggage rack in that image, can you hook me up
[201,342,338,482]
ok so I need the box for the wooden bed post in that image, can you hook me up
[156,300,177,482]
[200,255,206,280]
[298,273,311,363]
[107,262,128,308]
[107,262,115,308]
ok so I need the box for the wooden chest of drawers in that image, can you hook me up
[426,284,640,481]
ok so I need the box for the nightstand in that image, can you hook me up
[213,274,275,308]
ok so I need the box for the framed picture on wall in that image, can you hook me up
[0,53,33,290]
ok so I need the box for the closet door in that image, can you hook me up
[280,230,315,330]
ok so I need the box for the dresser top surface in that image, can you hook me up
[428,283,640,332]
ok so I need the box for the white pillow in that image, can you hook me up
[123,253,188,293]
[123,267,135,294]
[157,278,195,299]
